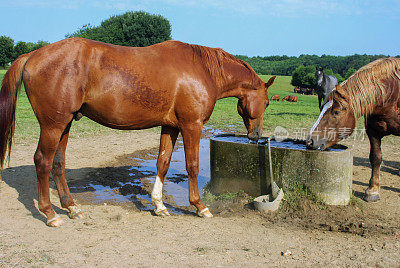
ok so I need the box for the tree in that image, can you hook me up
[345,67,357,79]
[0,36,14,67]
[32,40,50,51]
[13,41,30,59]
[11,40,50,61]
[66,11,172,47]
[291,65,316,88]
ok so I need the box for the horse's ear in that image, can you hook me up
[315,66,318,71]
[265,76,276,90]
[335,85,349,101]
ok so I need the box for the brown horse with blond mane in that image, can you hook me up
[307,57,400,202]
[0,38,276,226]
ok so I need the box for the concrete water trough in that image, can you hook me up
[209,134,353,205]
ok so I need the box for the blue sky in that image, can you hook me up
[1,0,399,56]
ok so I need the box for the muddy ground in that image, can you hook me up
[0,129,399,267]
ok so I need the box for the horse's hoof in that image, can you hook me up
[363,193,380,202]
[198,208,213,218]
[46,215,64,227]
[68,206,84,220]
[155,208,170,217]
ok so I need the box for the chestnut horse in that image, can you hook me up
[307,57,400,202]
[271,95,280,101]
[282,95,297,102]
[0,38,276,226]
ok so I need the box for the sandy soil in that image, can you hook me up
[0,129,399,267]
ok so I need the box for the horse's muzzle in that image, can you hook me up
[306,137,327,151]
[247,127,261,142]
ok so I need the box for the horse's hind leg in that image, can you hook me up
[51,122,83,220]
[34,125,67,227]
[151,126,179,216]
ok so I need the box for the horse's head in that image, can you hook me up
[315,67,324,86]
[237,76,276,141]
[306,85,356,150]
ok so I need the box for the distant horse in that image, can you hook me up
[271,95,280,101]
[307,58,400,202]
[303,88,314,95]
[0,38,276,226]
[315,67,338,109]
[282,95,298,102]
[294,87,313,95]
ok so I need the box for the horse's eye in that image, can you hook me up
[333,110,341,116]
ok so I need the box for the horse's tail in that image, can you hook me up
[0,53,31,169]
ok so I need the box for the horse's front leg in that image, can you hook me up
[364,128,382,202]
[318,94,323,110]
[181,122,213,218]
[151,126,179,216]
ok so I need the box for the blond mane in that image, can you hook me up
[190,44,259,88]
[338,57,400,118]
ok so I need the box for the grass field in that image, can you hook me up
[0,70,368,143]
[207,75,322,136]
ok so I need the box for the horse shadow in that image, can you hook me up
[353,156,400,176]
[352,156,400,196]
[272,112,310,117]
[1,164,195,222]
[1,165,69,223]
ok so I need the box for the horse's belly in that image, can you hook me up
[81,103,169,130]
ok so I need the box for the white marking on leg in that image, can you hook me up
[151,176,167,212]
[308,101,333,138]
[161,150,165,156]
[46,214,61,225]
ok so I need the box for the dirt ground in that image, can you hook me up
[0,129,399,267]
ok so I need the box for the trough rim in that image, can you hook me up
[210,133,350,154]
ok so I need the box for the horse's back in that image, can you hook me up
[22,38,215,130]
[328,75,338,88]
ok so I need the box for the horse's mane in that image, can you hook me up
[189,44,259,88]
[333,57,400,118]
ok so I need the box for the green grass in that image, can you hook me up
[207,75,323,136]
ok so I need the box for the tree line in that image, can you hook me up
[236,54,399,78]
[0,37,49,67]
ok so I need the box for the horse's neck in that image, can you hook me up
[216,64,257,100]
[321,74,329,86]
[217,83,246,100]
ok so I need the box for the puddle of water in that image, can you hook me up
[134,138,211,207]
[71,134,212,215]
